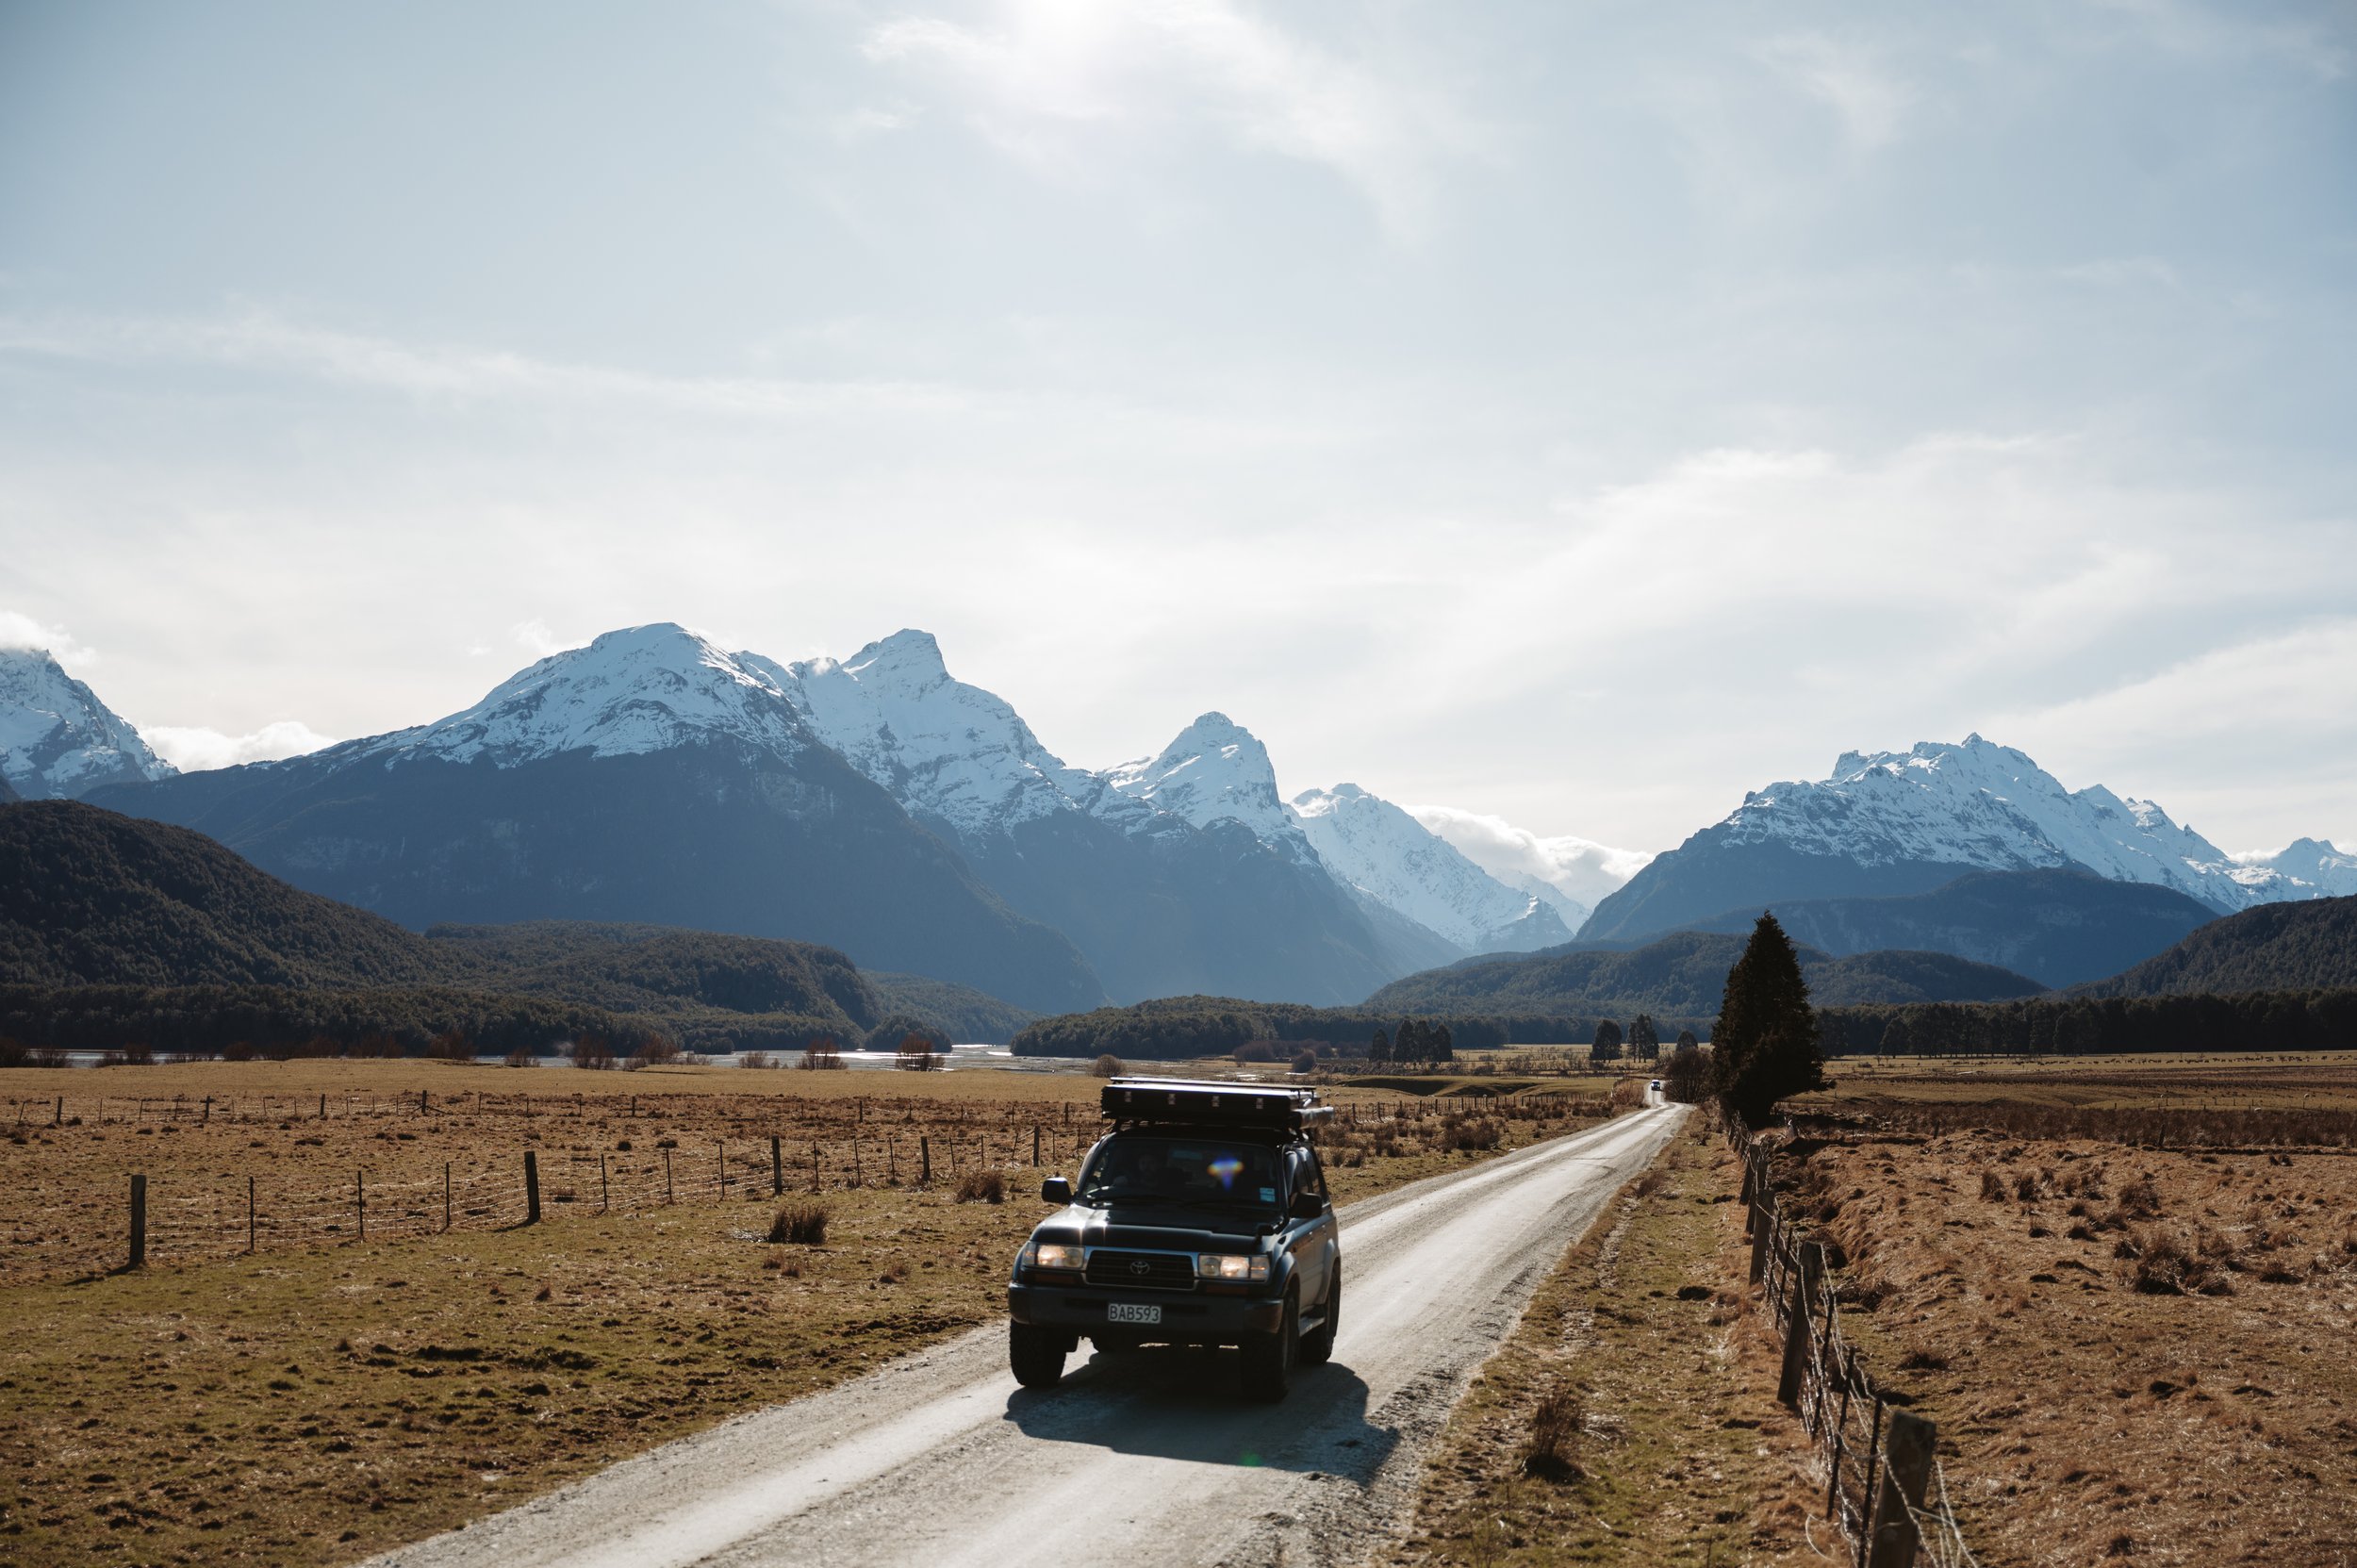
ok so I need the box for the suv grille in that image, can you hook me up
[1084,1249,1196,1292]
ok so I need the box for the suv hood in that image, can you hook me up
[1034,1202,1274,1250]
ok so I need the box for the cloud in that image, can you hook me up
[510,619,586,660]
[862,0,1475,239]
[1408,804,1654,911]
[1996,619,2357,755]
[0,310,971,420]
[1755,33,1911,150]
[0,611,98,667]
[143,719,337,772]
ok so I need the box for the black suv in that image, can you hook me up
[1006,1079,1341,1402]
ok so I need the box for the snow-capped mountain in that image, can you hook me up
[747,639,1433,1004]
[1584,734,2345,942]
[351,623,813,768]
[1291,784,1573,952]
[740,630,1145,839]
[1407,806,1655,931]
[2233,838,2357,900]
[85,623,1102,1013]
[1101,713,1311,858]
[0,646,177,800]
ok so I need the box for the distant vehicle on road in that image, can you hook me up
[1649,1080,1663,1093]
[1006,1079,1340,1401]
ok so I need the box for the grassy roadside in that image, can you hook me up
[1386,1120,1826,1566]
[0,1066,1623,1566]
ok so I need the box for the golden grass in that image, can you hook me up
[0,1059,1624,1565]
[1389,1128,1827,1566]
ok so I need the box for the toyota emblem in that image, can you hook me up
[1129,1260,1152,1277]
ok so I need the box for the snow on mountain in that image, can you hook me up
[1711,735,2328,913]
[1408,805,1654,931]
[0,645,177,799]
[349,623,814,768]
[1100,712,1311,857]
[1291,784,1574,952]
[2233,838,2357,900]
[741,630,1148,839]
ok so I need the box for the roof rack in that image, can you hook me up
[1101,1077,1333,1131]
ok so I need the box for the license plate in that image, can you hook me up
[1107,1302,1162,1325]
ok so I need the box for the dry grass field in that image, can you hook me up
[0,1058,1627,1566]
[1765,1053,2357,1567]
[1392,1124,1827,1568]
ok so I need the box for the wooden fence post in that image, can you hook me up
[1865,1411,1937,1568]
[771,1135,783,1196]
[202,1096,211,1125]
[247,1174,256,1254]
[919,1135,931,1185]
[1032,1125,1041,1166]
[129,1174,147,1268]
[524,1150,541,1225]
[319,1094,327,1119]
[444,1163,452,1231]
[718,1140,727,1200]
[664,1148,674,1205]
[1749,1194,1773,1283]
[601,1154,610,1213]
[1777,1242,1823,1407]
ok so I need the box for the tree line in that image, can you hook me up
[1818,987,2357,1056]
[1009,999,1715,1060]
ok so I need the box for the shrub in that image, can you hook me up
[627,1037,682,1070]
[800,1036,845,1070]
[1090,1054,1124,1078]
[1980,1169,2006,1202]
[571,1035,617,1070]
[428,1030,473,1062]
[767,1203,829,1245]
[1291,1049,1317,1074]
[1520,1382,1585,1481]
[738,1051,773,1069]
[955,1169,1006,1204]
[503,1046,536,1067]
[895,1033,940,1071]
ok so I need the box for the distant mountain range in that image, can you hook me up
[1676,868,2218,989]
[0,799,1031,1047]
[1366,929,2046,1020]
[8,629,1626,1007]
[8,633,2353,1015]
[1582,735,2354,947]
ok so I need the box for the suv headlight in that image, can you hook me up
[1196,1253,1270,1283]
[1021,1241,1084,1272]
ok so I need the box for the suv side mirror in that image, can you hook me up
[1287,1189,1324,1220]
[1040,1176,1073,1205]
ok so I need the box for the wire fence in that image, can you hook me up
[1724,1109,1980,1568]
[3,1085,1597,1284]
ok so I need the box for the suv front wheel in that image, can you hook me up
[1010,1322,1068,1388]
[1238,1289,1298,1403]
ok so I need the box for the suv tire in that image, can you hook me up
[1239,1289,1297,1403]
[1300,1266,1339,1367]
[1010,1323,1067,1388]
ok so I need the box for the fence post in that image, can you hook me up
[1865,1411,1936,1568]
[1749,1192,1773,1283]
[852,1140,862,1188]
[664,1148,674,1205]
[319,1094,326,1119]
[55,1096,62,1126]
[1032,1125,1041,1166]
[524,1150,541,1225]
[129,1173,147,1268]
[356,1169,366,1240]
[601,1154,610,1213]
[444,1163,453,1231]
[420,1089,428,1114]
[202,1096,211,1125]
[718,1140,727,1200]
[771,1135,783,1196]
[920,1135,931,1185]
[810,1141,820,1195]
[1777,1242,1823,1407]
[247,1174,256,1254]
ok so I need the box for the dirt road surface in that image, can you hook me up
[371,1103,1688,1568]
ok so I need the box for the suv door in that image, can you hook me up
[1284,1147,1335,1310]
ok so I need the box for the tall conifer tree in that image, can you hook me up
[1711,912,1828,1127]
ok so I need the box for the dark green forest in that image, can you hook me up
[1008,995,1711,1060]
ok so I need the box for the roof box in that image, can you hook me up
[1101,1077,1332,1130]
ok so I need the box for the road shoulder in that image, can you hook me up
[1382,1117,1827,1565]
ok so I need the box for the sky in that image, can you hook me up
[2,0,2352,858]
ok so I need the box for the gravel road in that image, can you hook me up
[371,1101,1688,1568]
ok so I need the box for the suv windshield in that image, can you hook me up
[1078,1135,1283,1212]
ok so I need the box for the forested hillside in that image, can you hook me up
[2076,895,2357,998]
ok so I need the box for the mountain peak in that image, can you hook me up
[0,644,177,799]
[842,628,948,685]
[1104,711,1292,845]
[354,621,807,767]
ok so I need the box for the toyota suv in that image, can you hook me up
[1006,1078,1340,1402]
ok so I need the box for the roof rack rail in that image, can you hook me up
[1101,1077,1333,1130]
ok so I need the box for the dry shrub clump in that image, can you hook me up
[1090,1054,1124,1078]
[955,1168,1006,1204]
[1519,1380,1585,1482]
[767,1202,829,1245]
